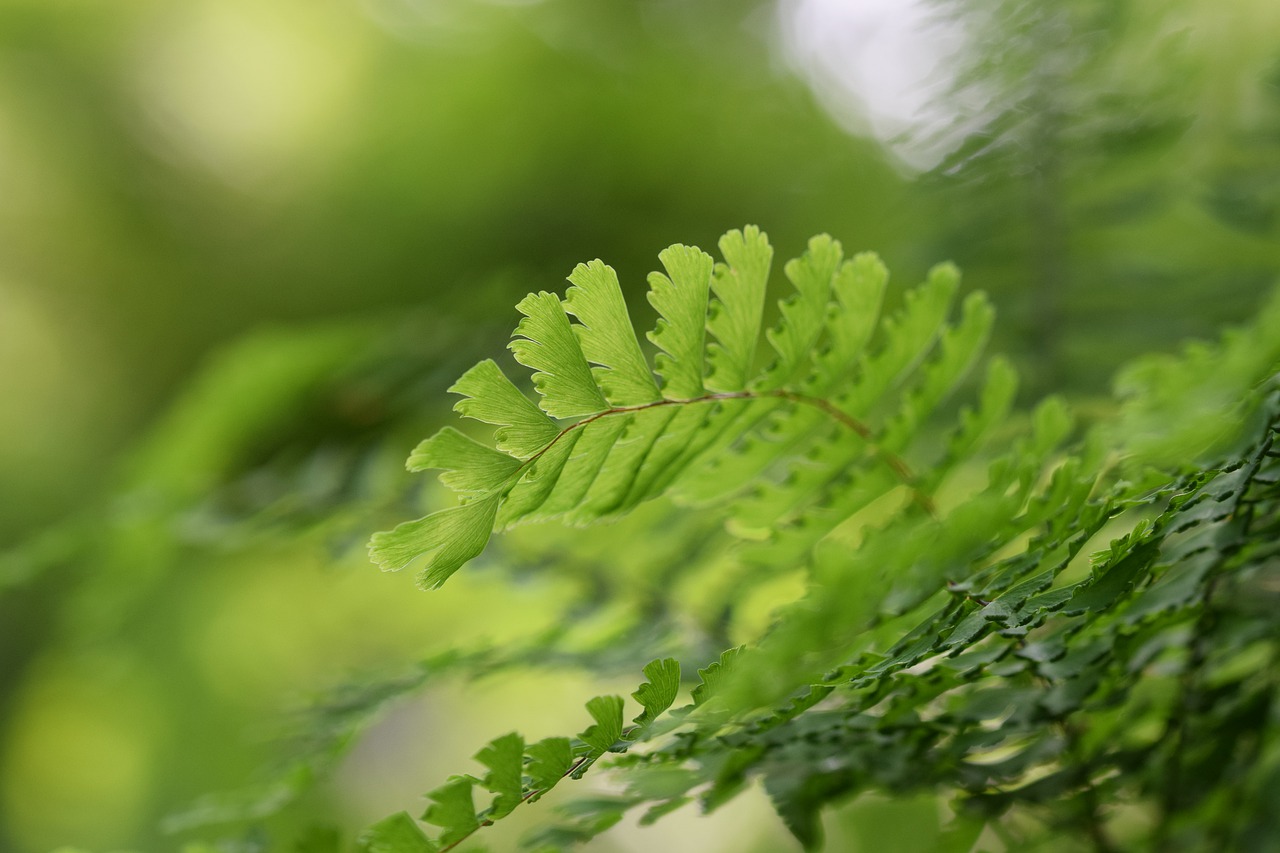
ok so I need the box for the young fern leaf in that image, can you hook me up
[578,695,626,760]
[510,292,609,418]
[563,260,661,406]
[369,227,989,588]
[368,495,500,589]
[475,732,524,819]
[406,427,522,493]
[707,225,772,391]
[421,777,479,847]
[631,657,680,728]
[691,646,742,707]
[817,251,887,385]
[447,359,558,457]
[647,244,714,398]
[525,737,574,801]
[762,234,843,389]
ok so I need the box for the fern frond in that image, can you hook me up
[370,228,994,589]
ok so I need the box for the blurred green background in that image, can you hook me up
[1,0,1278,850]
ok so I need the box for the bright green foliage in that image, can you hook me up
[646,244,715,399]
[476,732,525,819]
[690,647,742,708]
[447,359,560,458]
[368,227,995,590]
[149,230,1280,852]
[368,495,501,589]
[563,260,661,406]
[407,428,524,494]
[421,776,479,847]
[764,234,843,388]
[346,229,1280,851]
[525,737,574,797]
[707,225,772,391]
[511,292,609,419]
[631,657,680,727]
[577,695,625,759]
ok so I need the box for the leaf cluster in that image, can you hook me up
[177,228,1280,851]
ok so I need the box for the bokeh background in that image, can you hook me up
[1,0,1278,850]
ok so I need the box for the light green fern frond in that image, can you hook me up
[369,227,993,589]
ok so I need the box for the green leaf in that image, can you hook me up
[421,776,480,847]
[388,231,1005,586]
[563,260,661,406]
[1063,541,1158,615]
[818,251,888,382]
[571,407,679,515]
[525,737,574,796]
[692,647,742,706]
[407,427,523,494]
[578,695,625,757]
[915,291,994,408]
[763,234,843,388]
[631,658,681,727]
[841,260,958,412]
[476,732,525,819]
[357,812,438,853]
[368,494,501,588]
[938,355,1019,474]
[613,405,715,510]
[1031,395,1074,455]
[510,291,609,418]
[646,244,714,399]
[707,226,772,391]
[449,359,560,458]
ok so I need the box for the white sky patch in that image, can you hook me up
[777,0,980,170]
